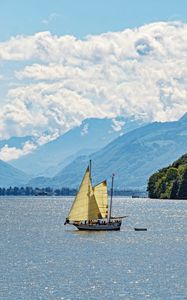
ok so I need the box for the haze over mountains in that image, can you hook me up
[28,113,187,190]
[0,160,30,188]
[10,116,144,176]
[1,114,187,189]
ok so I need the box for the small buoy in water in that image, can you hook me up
[134,228,147,231]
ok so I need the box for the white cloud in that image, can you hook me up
[111,119,125,132]
[0,142,37,161]
[0,132,59,161]
[0,21,187,144]
[41,20,49,25]
[41,13,60,25]
[0,81,104,139]
[35,131,59,145]
[81,123,89,136]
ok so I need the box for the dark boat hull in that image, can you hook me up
[74,221,121,231]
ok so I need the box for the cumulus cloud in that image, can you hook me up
[36,131,59,145]
[0,81,104,139]
[0,21,187,144]
[0,132,59,161]
[0,142,37,161]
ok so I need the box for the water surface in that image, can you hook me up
[0,197,187,299]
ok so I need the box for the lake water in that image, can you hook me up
[0,197,187,300]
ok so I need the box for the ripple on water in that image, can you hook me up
[0,196,187,299]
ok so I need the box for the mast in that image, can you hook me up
[108,174,114,223]
[88,159,92,222]
[89,159,92,183]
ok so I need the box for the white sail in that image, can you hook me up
[67,167,101,221]
[93,180,108,219]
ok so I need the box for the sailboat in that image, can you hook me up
[64,162,125,231]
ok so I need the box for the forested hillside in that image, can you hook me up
[147,154,187,199]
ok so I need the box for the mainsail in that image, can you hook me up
[67,167,102,221]
[93,181,108,219]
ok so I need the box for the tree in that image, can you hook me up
[177,168,187,199]
[148,153,187,199]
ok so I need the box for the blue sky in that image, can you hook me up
[0,0,187,40]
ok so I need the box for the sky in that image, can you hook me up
[1,0,187,39]
[0,0,187,160]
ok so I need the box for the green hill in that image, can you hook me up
[147,154,187,199]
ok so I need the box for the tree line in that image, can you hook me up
[0,186,146,197]
[0,186,77,196]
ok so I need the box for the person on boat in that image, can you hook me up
[64,218,69,225]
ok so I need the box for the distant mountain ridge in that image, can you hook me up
[11,116,144,176]
[0,160,30,188]
[27,113,187,190]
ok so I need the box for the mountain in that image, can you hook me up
[0,160,30,188]
[11,117,144,176]
[27,113,187,190]
[178,112,187,123]
[43,148,97,177]
[147,153,187,199]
